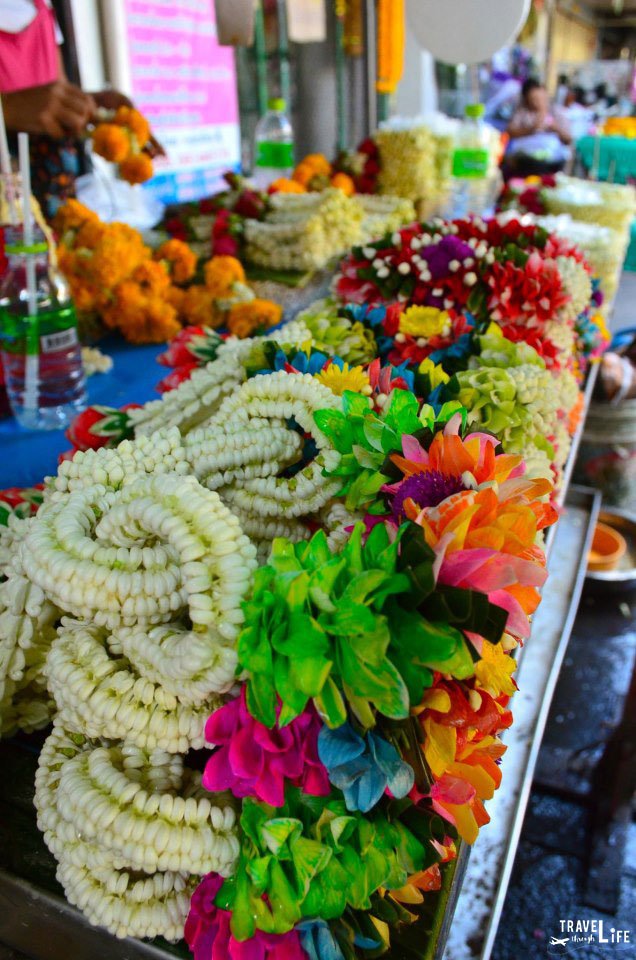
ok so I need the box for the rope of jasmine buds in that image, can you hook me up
[45,621,221,752]
[183,421,303,491]
[109,622,237,705]
[35,725,234,941]
[50,428,189,499]
[129,322,313,438]
[22,474,256,633]
[190,372,342,519]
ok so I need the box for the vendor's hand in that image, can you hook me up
[1,80,96,138]
[92,89,166,157]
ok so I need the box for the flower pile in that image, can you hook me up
[269,152,356,198]
[54,200,281,344]
[91,106,154,184]
[0,210,605,956]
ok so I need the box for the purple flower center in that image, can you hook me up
[391,470,466,520]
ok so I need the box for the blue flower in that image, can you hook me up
[344,304,387,329]
[297,920,379,960]
[297,921,345,960]
[317,723,414,813]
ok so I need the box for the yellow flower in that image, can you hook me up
[92,124,130,163]
[399,306,451,340]
[315,362,372,396]
[204,256,246,298]
[474,641,517,698]
[418,357,450,389]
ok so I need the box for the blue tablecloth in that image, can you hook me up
[0,338,165,488]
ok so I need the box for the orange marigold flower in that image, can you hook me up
[154,239,197,284]
[92,123,130,163]
[301,153,332,176]
[292,161,320,188]
[119,153,154,185]
[179,285,222,328]
[203,256,246,297]
[52,199,97,236]
[227,298,282,337]
[75,219,106,250]
[330,172,355,196]
[114,106,151,147]
[268,178,307,194]
[131,259,171,294]
[166,285,186,312]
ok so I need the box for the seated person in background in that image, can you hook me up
[503,78,572,178]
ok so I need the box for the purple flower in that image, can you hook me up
[185,874,307,960]
[388,471,466,522]
[420,236,474,280]
[202,688,330,806]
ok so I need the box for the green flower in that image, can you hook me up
[314,389,462,513]
[217,790,428,940]
[298,299,378,366]
[237,522,474,730]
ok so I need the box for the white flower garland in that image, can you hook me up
[22,474,256,633]
[35,725,237,940]
[45,620,223,752]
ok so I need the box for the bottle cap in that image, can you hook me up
[268,97,287,112]
[465,103,485,118]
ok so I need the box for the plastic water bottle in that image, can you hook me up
[0,225,86,430]
[253,98,295,190]
[449,103,492,218]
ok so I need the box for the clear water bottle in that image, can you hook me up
[449,103,492,218]
[253,98,295,190]
[0,225,87,430]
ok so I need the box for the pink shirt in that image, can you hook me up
[0,0,59,93]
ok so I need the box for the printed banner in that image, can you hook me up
[123,0,241,204]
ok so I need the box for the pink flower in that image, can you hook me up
[185,875,306,960]
[202,688,330,806]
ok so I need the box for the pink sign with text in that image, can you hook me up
[123,0,241,203]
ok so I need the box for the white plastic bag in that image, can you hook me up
[75,158,164,230]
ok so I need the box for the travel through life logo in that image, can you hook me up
[547,919,632,952]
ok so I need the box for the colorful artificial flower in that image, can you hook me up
[202,688,329,806]
[317,723,414,812]
[185,874,306,960]
[398,306,451,340]
[157,326,224,369]
[315,362,372,396]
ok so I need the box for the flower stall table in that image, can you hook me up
[0,338,164,489]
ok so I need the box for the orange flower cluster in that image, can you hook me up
[269,153,356,197]
[178,255,282,335]
[53,201,195,344]
[91,106,154,184]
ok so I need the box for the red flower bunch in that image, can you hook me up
[155,325,226,393]
[63,404,138,456]
[356,138,381,194]
[484,251,570,327]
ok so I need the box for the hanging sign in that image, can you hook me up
[122,0,241,204]
[406,0,531,66]
[286,0,327,43]
[214,0,255,46]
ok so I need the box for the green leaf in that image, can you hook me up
[314,676,348,728]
